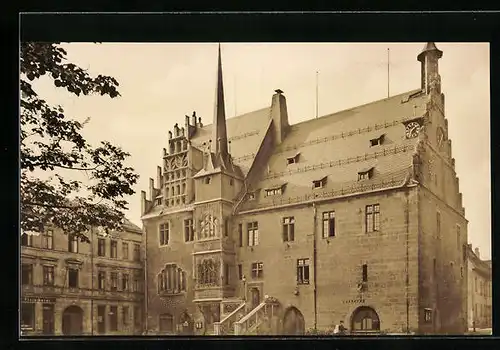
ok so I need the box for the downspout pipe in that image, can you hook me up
[312,203,318,331]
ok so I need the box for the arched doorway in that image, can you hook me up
[282,307,305,335]
[250,288,260,309]
[62,305,83,335]
[350,306,380,333]
[179,311,194,335]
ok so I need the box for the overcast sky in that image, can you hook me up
[30,42,490,259]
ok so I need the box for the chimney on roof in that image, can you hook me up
[192,111,197,126]
[168,131,172,139]
[417,42,443,94]
[149,178,155,201]
[157,166,162,188]
[271,89,289,145]
[140,190,147,216]
[475,247,480,259]
[198,117,203,128]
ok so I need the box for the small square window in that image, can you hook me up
[204,177,211,184]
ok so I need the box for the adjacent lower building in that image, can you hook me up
[466,245,492,330]
[20,219,145,336]
[141,43,468,335]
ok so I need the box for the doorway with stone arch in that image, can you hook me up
[282,306,305,335]
[62,305,84,335]
[350,306,380,333]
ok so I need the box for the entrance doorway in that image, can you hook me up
[179,311,194,335]
[42,304,55,335]
[282,307,305,335]
[350,306,380,333]
[62,305,84,335]
[250,288,261,309]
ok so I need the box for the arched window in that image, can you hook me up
[351,306,380,332]
[159,313,174,333]
[158,264,187,295]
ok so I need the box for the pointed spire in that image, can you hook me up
[212,43,229,159]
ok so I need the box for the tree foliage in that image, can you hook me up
[20,43,139,242]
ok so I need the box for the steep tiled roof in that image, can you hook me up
[122,218,143,233]
[239,89,429,211]
[190,107,271,175]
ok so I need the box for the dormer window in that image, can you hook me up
[155,197,163,206]
[265,184,286,197]
[312,176,327,189]
[358,167,374,181]
[247,192,256,200]
[286,152,300,165]
[370,134,385,147]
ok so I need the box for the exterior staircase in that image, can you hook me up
[214,296,281,336]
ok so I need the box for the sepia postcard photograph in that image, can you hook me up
[19,20,491,340]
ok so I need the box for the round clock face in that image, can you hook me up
[436,127,445,149]
[405,121,421,139]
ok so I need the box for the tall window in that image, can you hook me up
[122,273,129,291]
[98,271,106,290]
[110,240,118,258]
[109,306,118,331]
[68,268,79,288]
[97,305,106,334]
[21,303,35,330]
[123,306,129,326]
[159,313,174,333]
[68,234,78,253]
[424,309,432,323]
[436,211,441,239]
[282,217,295,242]
[110,272,118,291]
[362,264,368,282]
[133,274,141,293]
[251,262,263,279]
[21,233,33,247]
[133,244,140,261]
[238,264,243,280]
[365,204,380,233]
[43,229,54,249]
[97,238,106,256]
[224,263,230,285]
[248,222,259,246]
[322,211,336,238]
[238,224,243,247]
[456,225,461,249]
[197,260,218,286]
[297,258,310,284]
[22,264,33,285]
[43,265,54,286]
[159,264,187,293]
[122,242,129,260]
[184,219,194,242]
[159,223,169,246]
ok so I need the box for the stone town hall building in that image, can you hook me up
[141,43,468,335]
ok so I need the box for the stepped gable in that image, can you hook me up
[240,89,429,210]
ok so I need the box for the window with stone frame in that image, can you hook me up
[297,258,310,284]
[322,211,336,238]
[365,204,380,233]
[21,233,33,247]
[43,265,54,286]
[184,219,194,242]
[424,308,432,323]
[97,238,106,257]
[251,262,263,279]
[98,271,106,290]
[158,264,187,294]
[109,306,118,331]
[200,214,218,239]
[22,264,33,285]
[238,223,243,247]
[110,240,118,258]
[133,243,140,261]
[68,234,79,253]
[68,268,79,288]
[43,229,54,249]
[159,222,169,246]
[97,305,106,333]
[282,217,295,242]
[122,242,129,260]
[122,306,129,326]
[21,303,35,330]
[122,273,129,291]
[110,272,118,291]
[362,264,368,282]
[247,222,259,246]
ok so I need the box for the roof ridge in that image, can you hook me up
[291,88,423,128]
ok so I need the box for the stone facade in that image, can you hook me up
[20,220,144,336]
[466,246,492,329]
[142,43,468,335]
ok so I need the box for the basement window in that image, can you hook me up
[358,167,374,181]
[370,134,385,147]
[312,176,327,189]
[286,152,300,165]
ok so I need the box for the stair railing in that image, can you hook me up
[234,296,279,335]
[214,302,246,335]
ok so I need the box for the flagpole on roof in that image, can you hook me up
[315,71,319,118]
[387,48,390,98]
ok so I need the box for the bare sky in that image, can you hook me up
[30,42,491,259]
